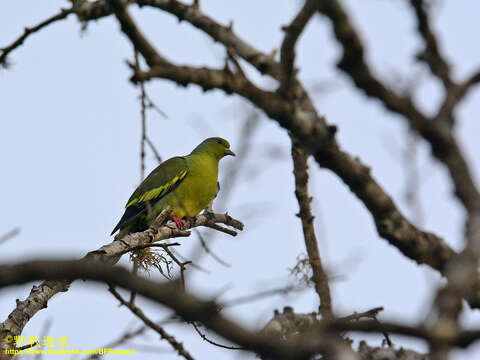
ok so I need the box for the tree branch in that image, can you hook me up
[290,137,333,320]
[0,208,243,355]
[317,0,480,215]
[0,260,360,360]
[136,0,283,79]
[436,67,480,125]
[280,0,317,92]
[409,0,452,88]
[133,62,461,290]
[109,286,195,360]
[358,341,428,360]
[428,209,480,358]
[0,8,73,67]
[106,0,479,312]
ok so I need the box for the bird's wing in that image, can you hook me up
[111,156,189,235]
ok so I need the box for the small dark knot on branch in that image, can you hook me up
[327,124,338,136]
[204,300,222,315]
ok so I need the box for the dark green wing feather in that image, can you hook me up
[111,156,189,235]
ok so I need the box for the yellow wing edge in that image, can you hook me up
[125,169,188,208]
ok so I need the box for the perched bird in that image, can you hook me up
[111,137,235,239]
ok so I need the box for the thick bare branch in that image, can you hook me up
[291,137,333,320]
[314,143,456,272]
[317,0,480,216]
[0,260,360,360]
[109,0,167,67]
[70,0,282,79]
[137,0,283,79]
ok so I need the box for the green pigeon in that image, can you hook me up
[111,137,235,239]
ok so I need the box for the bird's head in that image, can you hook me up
[191,137,235,160]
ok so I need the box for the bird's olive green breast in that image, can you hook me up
[154,153,219,218]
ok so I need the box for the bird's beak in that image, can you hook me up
[225,149,236,157]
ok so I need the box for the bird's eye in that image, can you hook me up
[216,139,222,145]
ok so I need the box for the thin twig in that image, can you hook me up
[145,92,168,119]
[158,243,191,290]
[135,50,147,182]
[221,285,306,308]
[191,322,244,351]
[84,322,148,360]
[409,0,452,88]
[194,230,230,267]
[145,135,162,164]
[373,315,393,347]
[204,222,238,237]
[0,228,20,245]
[0,8,73,67]
[16,342,38,351]
[109,286,195,360]
[280,0,317,93]
[338,307,384,322]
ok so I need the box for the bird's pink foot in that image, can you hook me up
[172,216,185,229]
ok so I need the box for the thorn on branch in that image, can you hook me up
[327,124,338,137]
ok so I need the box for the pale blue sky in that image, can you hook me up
[1,1,480,359]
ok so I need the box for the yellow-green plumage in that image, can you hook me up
[112,137,235,239]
